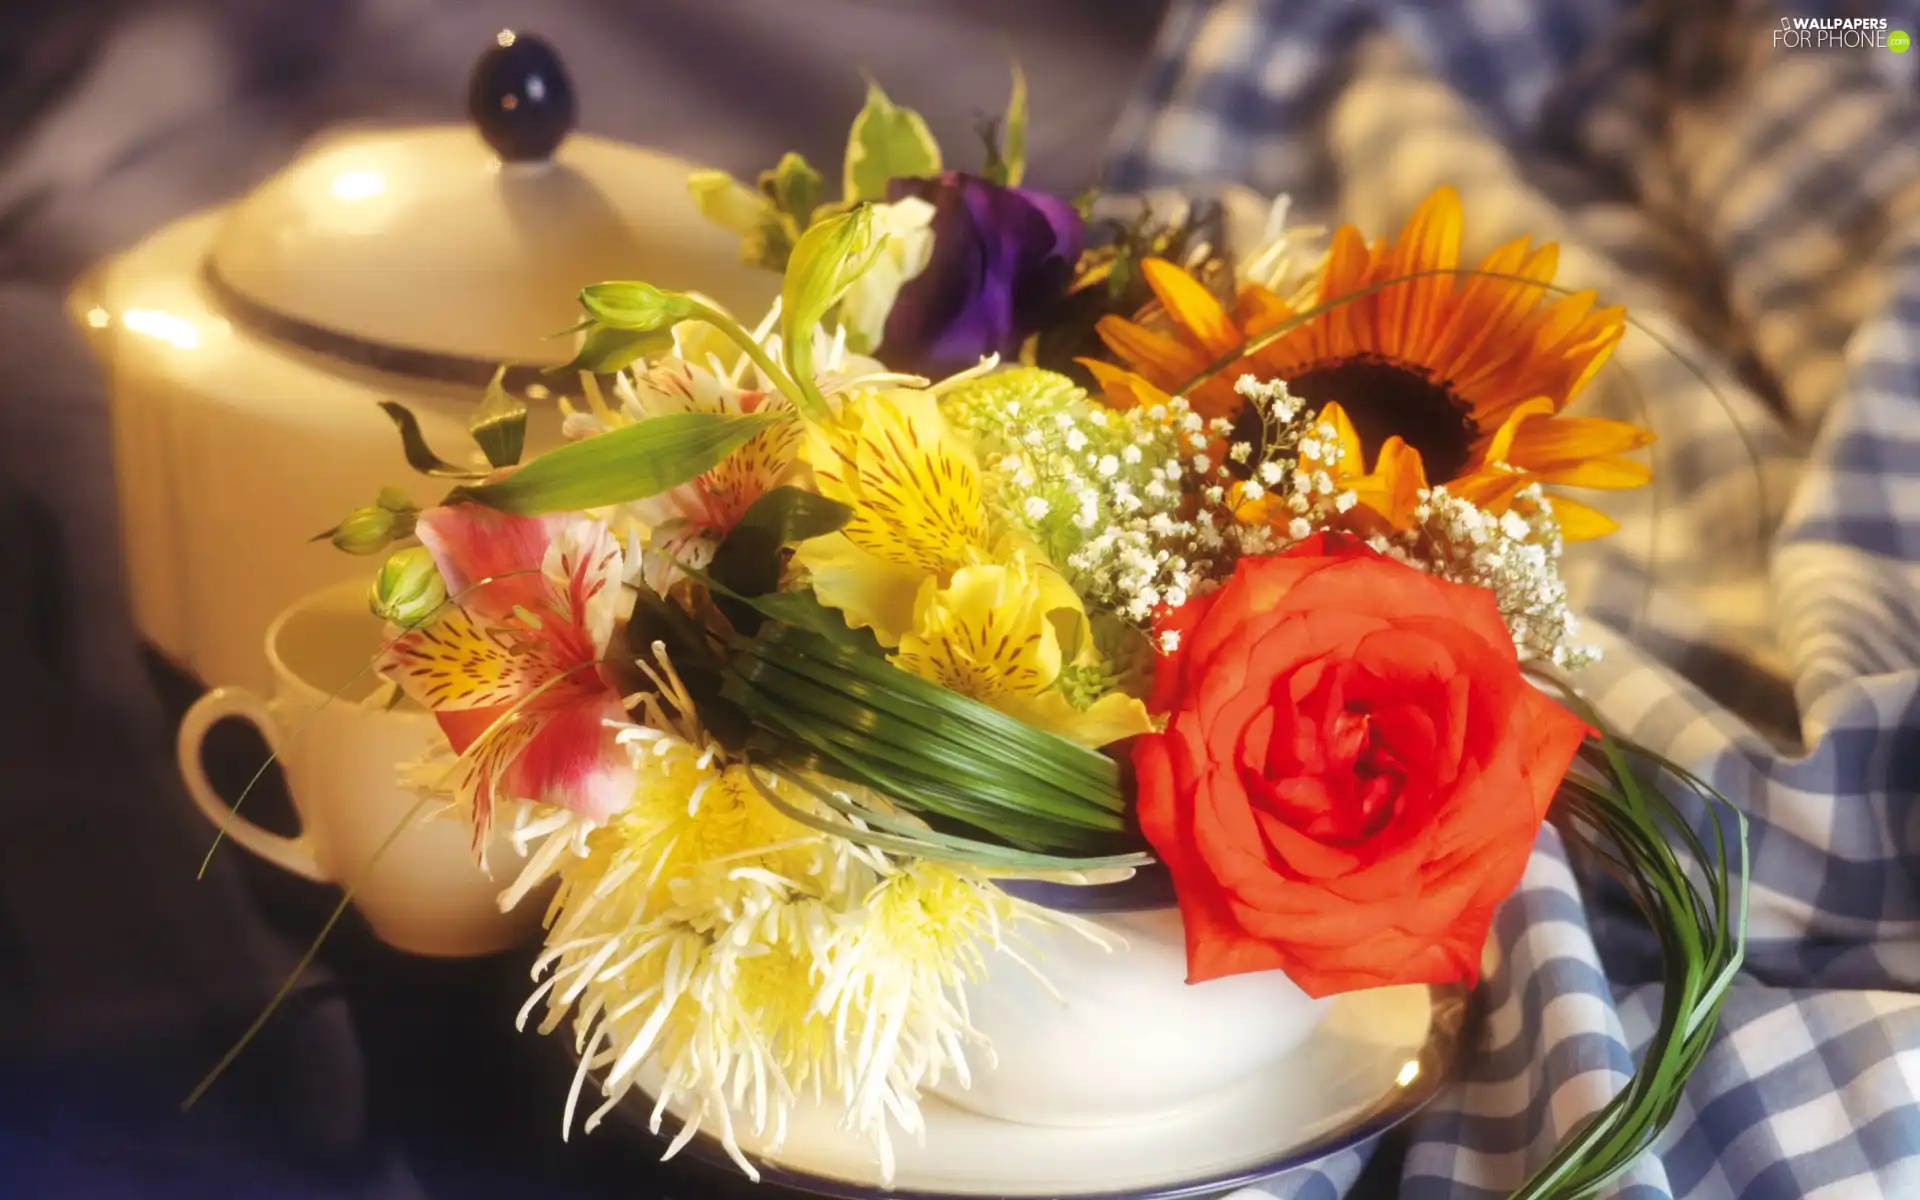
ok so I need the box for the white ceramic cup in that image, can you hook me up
[176,580,544,957]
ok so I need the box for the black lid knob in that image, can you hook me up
[468,31,575,161]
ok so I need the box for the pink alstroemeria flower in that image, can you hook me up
[381,505,636,852]
[613,359,805,590]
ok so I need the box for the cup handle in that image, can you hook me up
[176,686,329,882]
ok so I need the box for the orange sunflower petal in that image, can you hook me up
[1142,258,1243,356]
[1533,457,1653,489]
[1380,187,1463,363]
[1095,315,1211,391]
[1374,436,1430,528]
[1316,223,1378,361]
[1235,285,1310,376]
[1507,415,1653,468]
[1478,397,1557,467]
[1080,358,1176,413]
[1547,495,1620,540]
[1307,400,1366,477]
[1529,289,1600,349]
[1439,239,1557,390]
[1558,309,1626,402]
[1448,468,1534,513]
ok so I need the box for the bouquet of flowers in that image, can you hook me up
[287,78,1742,1197]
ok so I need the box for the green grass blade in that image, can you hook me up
[1510,678,1749,1199]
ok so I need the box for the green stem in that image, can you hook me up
[685,299,827,424]
[184,796,435,1110]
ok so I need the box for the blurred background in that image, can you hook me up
[0,3,1174,1198]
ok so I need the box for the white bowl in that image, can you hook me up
[935,905,1331,1127]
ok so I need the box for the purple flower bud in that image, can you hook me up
[879,172,1084,377]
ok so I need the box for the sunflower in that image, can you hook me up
[1086,187,1650,540]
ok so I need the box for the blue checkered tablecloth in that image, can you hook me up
[1107,1,1920,1196]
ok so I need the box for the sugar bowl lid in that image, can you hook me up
[206,32,772,374]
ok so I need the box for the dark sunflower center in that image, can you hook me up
[1283,354,1477,483]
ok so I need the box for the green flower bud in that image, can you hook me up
[330,506,398,555]
[369,546,448,627]
[374,486,418,515]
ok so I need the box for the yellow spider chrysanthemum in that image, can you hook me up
[810,859,1089,1179]
[493,655,1093,1186]
[1089,187,1651,540]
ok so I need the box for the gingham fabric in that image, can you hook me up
[1106,1,1920,1196]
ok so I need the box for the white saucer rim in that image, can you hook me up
[610,983,1473,1200]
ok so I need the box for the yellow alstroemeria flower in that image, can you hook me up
[793,388,994,643]
[892,556,1152,749]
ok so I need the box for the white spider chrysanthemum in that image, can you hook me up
[1233,191,1327,301]
[493,649,1084,1184]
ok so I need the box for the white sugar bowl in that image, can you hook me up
[73,32,776,693]
[937,878,1331,1127]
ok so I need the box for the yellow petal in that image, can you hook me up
[792,532,926,645]
[1000,689,1155,749]
[1560,310,1626,402]
[1547,494,1619,540]
[892,559,1063,702]
[1141,258,1243,356]
[382,607,552,710]
[1033,554,1095,667]
[1529,289,1599,350]
[808,390,988,576]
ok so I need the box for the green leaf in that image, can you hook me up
[694,167,798,271]
[688,169,772,235]
[721,622,1136,856]
[983,65,1028,187]
[735,589,885,657]
[842,80,942,202]
[452,411,786,514]
[551,326,673,375]
[737,225,793,273]
[762,152,824,228]
[707,487,853,631]
[745,764,1151,872]
[578,282,701,332]
[1001,65,1028,187]
[781,207,876,418]
[468,367,528,469]
[709,486,851,588]
[671,553,884,658]
[376,402,486,479]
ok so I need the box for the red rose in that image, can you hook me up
[1134,533,1587,997]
